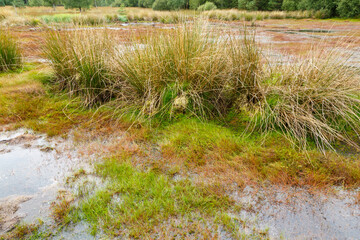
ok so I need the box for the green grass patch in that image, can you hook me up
[158,118,360,188]
[40,14,74,24]
[69,159,231,238]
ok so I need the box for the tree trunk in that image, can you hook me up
[79,7,82,13]
[53,3,56,11]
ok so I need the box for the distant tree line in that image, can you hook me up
[0,0,358,18]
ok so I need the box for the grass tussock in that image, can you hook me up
[0,30,22,72]
[114,21,261,119]
[254,48,360,151]
[44,29,118,106]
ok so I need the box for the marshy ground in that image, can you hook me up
[1,7,360,240]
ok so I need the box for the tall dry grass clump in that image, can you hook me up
[44,29,117,106]
[0,30,22,72]
[252,48,360,151]
[113,21,261,119]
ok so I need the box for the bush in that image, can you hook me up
[12,0,25,7]
[152,0,170,10]
[0,31,21,72]
[72,14,106,25]
[197,1,217,11]
[337,0,360,18]
[282,0,297,11]
[29,0,44,6]
[314,8,332,19]
[189,0,205,9]
[138,0,155,8]
[168,0,186,10]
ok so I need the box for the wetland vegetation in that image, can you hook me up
[0,2,360,239]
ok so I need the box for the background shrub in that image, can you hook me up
[282,0,297,11]
[152,0,171,10]
[197,1,217,11]
[337,0,360,18]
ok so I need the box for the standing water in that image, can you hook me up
[0,129,82,234]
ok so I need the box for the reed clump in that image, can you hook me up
[0,30,22,72]
[252,48,360,151]
[114,21,261,119]
[44,29,118,106]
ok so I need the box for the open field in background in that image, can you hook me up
[1,6,360,240]
[1,5,360,26]
[1,7,358,63]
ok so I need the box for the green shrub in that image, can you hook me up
[0,31,22,72]
[337,0,360,18]
[197,1,217,11]
[152,0,170,10]
[72,15,106,25]
[27,18,41,27]
[282,0,297,11]
[189,0,205,9]
[138,0,155,8]
[118,15,128,22]
[12,0,25,7]
[29,0,45,6]
[168,0,186,10]
[314,8,332,19]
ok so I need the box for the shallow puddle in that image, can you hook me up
[232,186,360,239]
[0,129,83,234]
